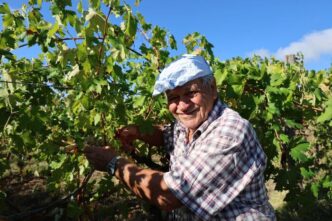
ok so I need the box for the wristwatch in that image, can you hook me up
[106,156,121,176]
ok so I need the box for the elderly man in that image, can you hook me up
[84,54,276,220]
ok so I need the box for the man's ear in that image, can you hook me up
[211,78,218,100]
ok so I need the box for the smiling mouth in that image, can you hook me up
[180,109,198,116]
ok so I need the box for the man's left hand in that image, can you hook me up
[84,145,117,171]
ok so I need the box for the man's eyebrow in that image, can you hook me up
[166,92,176,98]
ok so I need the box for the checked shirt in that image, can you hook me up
[163,99,276,221]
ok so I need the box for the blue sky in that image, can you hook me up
[136,0,332,70]
[2,0,332,70]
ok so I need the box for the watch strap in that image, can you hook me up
[106,156,121,176]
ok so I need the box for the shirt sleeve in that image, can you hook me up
[163,117,266,220]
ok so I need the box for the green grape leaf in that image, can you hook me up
[214,68,227,86]
[125,9,137,38]
[311,182,320,198]
[317,97,332,123]
[300,167,315,179]
[290,142,310,162]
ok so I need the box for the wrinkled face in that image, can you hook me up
[166,78,217,132]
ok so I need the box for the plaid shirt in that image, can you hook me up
[163,99,276,221]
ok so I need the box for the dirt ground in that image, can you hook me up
[0,173,162,221]
[1,173,331,221]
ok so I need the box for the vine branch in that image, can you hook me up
[96,4,113,75]
[17,36,146,60]
[0,80,73,90]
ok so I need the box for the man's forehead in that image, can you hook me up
[166,79,201,95]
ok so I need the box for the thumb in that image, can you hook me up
[122,143,135,153]
[83,145,93,153]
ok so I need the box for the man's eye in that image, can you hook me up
[185,90,198,97]
[168,96,179,102]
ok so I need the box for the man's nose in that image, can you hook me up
[178,98,191,112]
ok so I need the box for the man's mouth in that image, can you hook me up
[179,108,198,116]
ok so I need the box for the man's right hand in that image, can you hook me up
[115,125,141,153]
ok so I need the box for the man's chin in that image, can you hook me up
[179,120,200,130]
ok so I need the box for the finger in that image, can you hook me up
[119,139,132,147]
[122,143,135,153]
[120,127,133,135]
[83,145,95,153]
[114,129,121,139]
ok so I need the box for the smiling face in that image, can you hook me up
[166,77,217,132]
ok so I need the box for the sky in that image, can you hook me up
[2,0,332,70]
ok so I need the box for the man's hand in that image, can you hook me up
[84,145,117,171]
[116,125,140,153]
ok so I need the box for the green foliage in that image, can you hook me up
[213,55,332,207]
[0,0,331,219]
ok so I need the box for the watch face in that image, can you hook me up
[107,156,119,176]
